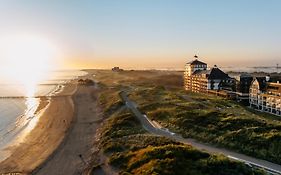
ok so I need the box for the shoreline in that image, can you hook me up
[33,73,104,174]
[0,82,67,162]
[0,96,50,163]
[0,81,78,174]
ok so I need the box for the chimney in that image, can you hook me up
[266,76,270,82]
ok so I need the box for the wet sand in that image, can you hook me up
[0,83,77,174]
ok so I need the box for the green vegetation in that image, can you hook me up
[110,144,264,175]
[92,74,265,174]
[129,85,281,165]
[98,86,124,114]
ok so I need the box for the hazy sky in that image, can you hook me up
[0,0,280,69]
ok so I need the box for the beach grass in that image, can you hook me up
[129,84,281,165]
[92,69,281,166]
[95,85,264,175]
[91,70,266,174]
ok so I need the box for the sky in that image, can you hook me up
[0,0,280,69]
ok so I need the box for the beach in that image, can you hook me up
[0,71,105,175]
[34,79,103,174]
[0,82,77,174]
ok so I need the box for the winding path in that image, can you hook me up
[120,91,281,175]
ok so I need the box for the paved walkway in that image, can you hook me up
[120,91,281,175]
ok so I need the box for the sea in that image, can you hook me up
[221,66,280,74]
[0,70,87,162]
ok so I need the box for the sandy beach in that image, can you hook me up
[0,82,77,174]
[34,81,103,174]
[0,71,110,175]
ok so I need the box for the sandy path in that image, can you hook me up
[34,85,102,175]
[0,84,76,174]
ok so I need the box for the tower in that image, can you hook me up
[184,55,207,90]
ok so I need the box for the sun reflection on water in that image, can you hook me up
[24,98,40,133]
[25,97,39,117]
[22,83,41,135]
[0,34,61,160]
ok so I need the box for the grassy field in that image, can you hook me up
[90,70,281,165]
[130,86,281,163]
[92,76,264,174]
[84,71,268,175]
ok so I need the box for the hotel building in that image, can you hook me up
[184,56,233,95]
[249,77,281,116]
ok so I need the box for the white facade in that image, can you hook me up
[184,58,207,91]
[249,80,281,116]
[249,79,260,106]
[185,62,207,76]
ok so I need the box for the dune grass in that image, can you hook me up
[95,77,265,174]
[128,85,281,165]
[91,70,281,165]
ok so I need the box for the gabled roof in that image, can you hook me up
[192,67,230,80]
[187,59,207,65]
[208,67,230,80]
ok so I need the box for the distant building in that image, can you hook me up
[234,74,253,94]
[249,77,281,116]
[184,55,207,91]
[232,73,254,104]
[112,67,124,72]
[183,55,281,115]
[184,55,233,96]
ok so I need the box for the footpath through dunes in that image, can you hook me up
[34,80,103,175]
[120,91,281,174]
[0,83,77,174]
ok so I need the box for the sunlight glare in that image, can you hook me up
[0,34,60,97]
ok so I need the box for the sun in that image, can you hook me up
[0,34,60,96]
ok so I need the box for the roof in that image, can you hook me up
[192,69,210,75]
[255,77,267,91]
[192,67,230,80]
[187,59,207,65]
[268,76,281,83]
[208,67,230,80]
